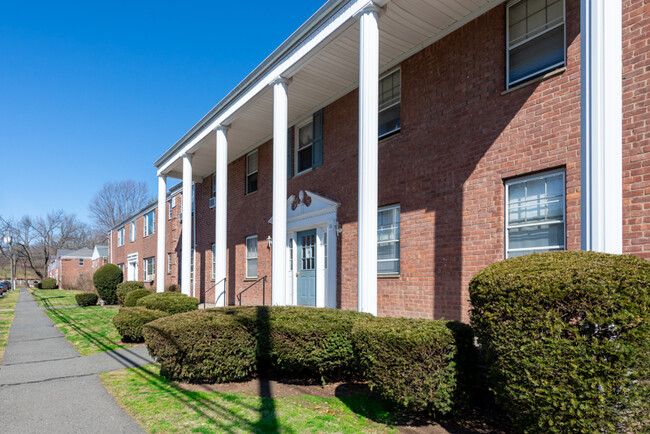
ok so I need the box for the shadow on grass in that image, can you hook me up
[45,300,281,432]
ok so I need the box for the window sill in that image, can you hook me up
[243,277,258,282]
[293,167,314,179]
[245,190,258,198]
[379,129,401,143]
[502,67,566,95]
[378,273,400,279]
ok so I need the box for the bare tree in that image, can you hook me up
[89,180,152,234]
[0,211,90,279]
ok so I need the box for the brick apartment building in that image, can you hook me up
[108,184,183,290]
[137,0,645,322]
[48,246,108,290]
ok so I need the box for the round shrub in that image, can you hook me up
[113,307,169,342]
[124,288,154,307]
[92,263,123,305]
[469,251,650,432]
[75,293,98,306]
[136,292,198,314]
[143,308,258,383]
[352,317,475,415]
[266,307,369,380]
[116,281,145,304]
[165,284,180,293]
[40,277,58,289]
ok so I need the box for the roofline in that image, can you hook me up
[153,0,350,168]
[108,186,183,233]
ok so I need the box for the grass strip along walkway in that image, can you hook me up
[102,364,398,433]
[0,289,20,362]
[30,288,84,307]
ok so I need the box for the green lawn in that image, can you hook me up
[30,288,84,307]
[44,305,133,356]
[0,289,20,362]
[0,288,20,310]
[102,365,399,433]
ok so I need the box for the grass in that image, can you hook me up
[102,364,399,433]
[0,289,21,362]
[30,288,84,307]
[44,305,133,356]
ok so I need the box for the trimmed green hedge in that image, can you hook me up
[124,289,154,307]
[165,284,180,293]
[142,306,476,415]
[136,292,198,314]
[116,281,145,305]
[93,264,123,305]
[353,317,475,414]
[113,307,169,342]
[143,308,258,383]
[469,251,650,432]
[75,293,98,306]
[41,277,58,289]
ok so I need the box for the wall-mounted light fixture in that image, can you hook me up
[266,235,272,248]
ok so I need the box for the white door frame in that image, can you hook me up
[127,253,138,282]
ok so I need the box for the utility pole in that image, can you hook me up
[3,232,15,291]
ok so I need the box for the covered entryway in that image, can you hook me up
[126,253,138,282]
[296,229,316,306]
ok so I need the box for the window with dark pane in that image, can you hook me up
[297,122,313,173]
[246,150,258,194]
[379,69,401,138]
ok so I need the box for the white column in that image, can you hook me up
[181,153,193,296]
[357,4,379,315]
[581,0,622,253]
[272,77,289,306]
[156,175,167,293]
[215,126,228,306]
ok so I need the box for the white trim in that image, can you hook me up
[245,235,258,279]
[377,204,400,275]
[295,118,314,175]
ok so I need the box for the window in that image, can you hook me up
[211,243,216,280]
[507,0,565,88]
[246,235,258,278]
[293,111,323,175]
[167,253,172,274]
[289,238,294,271]
[377,205,400,274]
[209,174,216,208]
[168,201,172,220]
[78,259,84,266]
[130,221,136,242]
[118,263,124,273]
[505,170,565,258]
[144,257,155,281]
[172,197,176,208]
[323,231,328,269]
[117,228,125,247]
[246,150,258,194]
[379,69,401,138]
[144,210,155,237]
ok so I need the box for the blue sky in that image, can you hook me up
[0,0,325,225]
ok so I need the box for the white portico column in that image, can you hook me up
[357,4,379,315]
[214,126,228,306]
[581,0,622,253]
[272,77,289,306]
[156,175,167,293]
[181,153,193,296]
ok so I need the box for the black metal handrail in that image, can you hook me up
[203,277,226,306]
[236,275,267,306]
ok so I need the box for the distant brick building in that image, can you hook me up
[48,246,107,290]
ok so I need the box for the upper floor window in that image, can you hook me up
[209,174,216,208]
[293,110,323,175]
[379,69,401,138]
[144,210,155,237]
[246,150,258,194]
[506,0,565,88]
[246,235,258,279]
[130,220,136,242]
[78,259,84,266]
[117,228,125,247]
[377,205,400,275]
[168,201,172,220]
[505,170,565,258]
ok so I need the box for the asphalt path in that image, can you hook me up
[0,288,154,433]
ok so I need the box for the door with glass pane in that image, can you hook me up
[296,229,316,306]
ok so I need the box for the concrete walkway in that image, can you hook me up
[0,288,155,433]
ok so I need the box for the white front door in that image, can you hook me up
[126,253,138,281]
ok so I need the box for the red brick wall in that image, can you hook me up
[190,0,648,321]
[60,257,94,290]
[622,0,650,259]
[109,191,183,288]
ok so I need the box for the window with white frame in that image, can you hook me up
[377,205,400,274]
[507,0,565,88]
[144,257,155,281]
[379,69,401,138]
[211,243,216,280]
[167,253,172,274]
[289,238,294,271]
[323,231,328,269]
[172,197,176,208]
[246,235,257,278]
[505,170,565,258]
[143,210,155,237]
[246,151,258,194]
[78,259,84,266]
[117,228,125,247]
[130,221,136,242]
[209,174,216,208]
[297,120,313,173]
[168,201,172,220]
